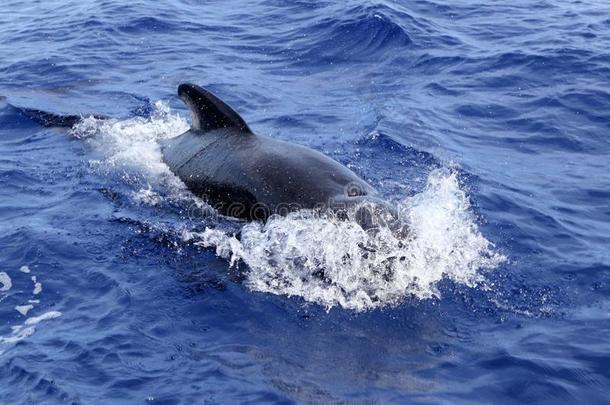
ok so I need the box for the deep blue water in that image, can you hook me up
[1,0,610,403]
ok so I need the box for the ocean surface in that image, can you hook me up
[1,0,609,403]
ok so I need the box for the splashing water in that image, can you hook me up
[71,101,190,192]
[187,170,505,311]
[72,103,505,311]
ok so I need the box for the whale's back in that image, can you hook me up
[161,83,381,221]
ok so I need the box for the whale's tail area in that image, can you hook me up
[16,106,109,128]
[16,107,85,127]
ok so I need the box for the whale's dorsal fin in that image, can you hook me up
[178,83,251,134]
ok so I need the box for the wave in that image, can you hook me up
[262,3,414,66]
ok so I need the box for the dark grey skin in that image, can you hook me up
[162,83,396,226]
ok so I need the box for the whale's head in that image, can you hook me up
[330,192,407,237]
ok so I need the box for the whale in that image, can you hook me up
[162,83,396,227]
[9,84,400,229]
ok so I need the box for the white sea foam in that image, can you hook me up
[187,170,505,311]
[15,304,33,316]
[71,101,190,192]
[0,311,62,346]
[31,276,42,295]
[0,266,61,351]
[24,311,62,326]
[0,272,12,292]
[70,103,505,311]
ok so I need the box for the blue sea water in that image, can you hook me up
[1,0,610,403]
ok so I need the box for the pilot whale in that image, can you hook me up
[11,83,399,229]
[162,83,395,226]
